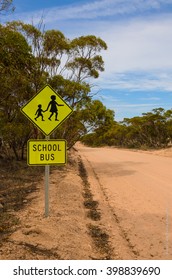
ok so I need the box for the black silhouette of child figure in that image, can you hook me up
[35,104,45,121]
[45,95,64,121]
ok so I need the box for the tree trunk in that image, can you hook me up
[12,144,19,161]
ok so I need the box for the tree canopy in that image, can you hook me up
[0,0,14,14]
[1,19,170,159]
[0,21,108,159]
[82,107,172,149]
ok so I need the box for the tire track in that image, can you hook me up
[78,153,138,259]
[78,156,113,260]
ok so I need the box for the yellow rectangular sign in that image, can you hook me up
[27,139,67,165]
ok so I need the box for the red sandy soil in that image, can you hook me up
[0,144,171,260]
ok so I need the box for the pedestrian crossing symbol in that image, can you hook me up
[21,85,73,136]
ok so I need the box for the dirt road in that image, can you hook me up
[76,144,172,259]
[1,144,171,260]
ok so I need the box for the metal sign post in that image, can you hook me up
[27,138,67,217]
[45,135,50,217]
[21,84,73,218]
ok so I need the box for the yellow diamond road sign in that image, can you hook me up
[27,139,66,165]
[21,85,73,136]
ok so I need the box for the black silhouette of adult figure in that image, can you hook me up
[45,95,64,121]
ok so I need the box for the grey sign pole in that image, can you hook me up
[45,135,50,217]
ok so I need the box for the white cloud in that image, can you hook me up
[139,97,161,100]
[3,0,172,94]
[109,102,171,121]
[98,70,172,92]
[98,15,172,73]
[115,103,161,108]
[4,0,172,24]
[44,0,163,21]
[92,15,172,92]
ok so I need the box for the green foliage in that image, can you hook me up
[0,0,14,13]
[1,20,171,157]
[0,24,36,159]
[67,35,107,81]
[82,107,172,149]
[0,21,107,159]
[43,29,69,55]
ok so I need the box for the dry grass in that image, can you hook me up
[88,224,112,260]
[0,158,44,242]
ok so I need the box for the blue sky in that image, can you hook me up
[2,0,172,121]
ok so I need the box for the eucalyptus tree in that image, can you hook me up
[0,24,35,159]
[1,21,108,158]
[7,21,107,96]
[0,0,14,14]
[82,107,172,149]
